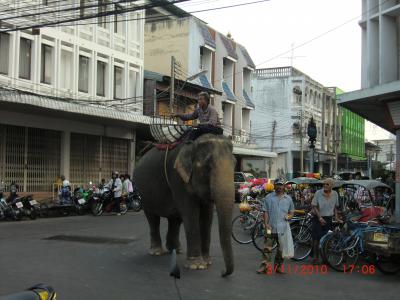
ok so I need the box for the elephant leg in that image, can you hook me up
[166,215,182,253]
[200,203,213,266]
[181,201,208,270]
[145,211,165,256]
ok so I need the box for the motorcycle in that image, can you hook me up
[0,197,23,221]
[72,182,97,215]
[125,188,142,212]
[91,187,127,216]
[20,195,40,220]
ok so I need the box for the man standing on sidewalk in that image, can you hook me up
[257,178,294,274]
[107,171,123,215]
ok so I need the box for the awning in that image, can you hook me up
[222,81,236,102]
[339,80,400,134]
[0,88,152,125]
[243,89,255,109]
[233,146,277,158]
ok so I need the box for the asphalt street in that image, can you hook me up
[0,211,399,300]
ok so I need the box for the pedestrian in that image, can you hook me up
[120,174,127,196]
[124,174,134,193]
[99,178,106,190]
[59,179,71,205]
[256,178,294,274]
[311,178,342,264]
[107,171,122,215]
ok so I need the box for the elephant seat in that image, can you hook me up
[154,141,182,151]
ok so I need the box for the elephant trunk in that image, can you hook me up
[211,159,234,277]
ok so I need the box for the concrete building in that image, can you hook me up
[340,0,400,220]
[252,67,338,179]
[374,138,396,170]
[144,3,276,171]
[0,1,147,193]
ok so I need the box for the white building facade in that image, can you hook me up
[252,67,338,179]
[374,138,396,170]
[144,6,276,172]
[340,0,400,220]
[0,0,146,192]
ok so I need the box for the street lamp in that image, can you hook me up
[307,117,317,173]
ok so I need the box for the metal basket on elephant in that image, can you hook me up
[150,117,190,144]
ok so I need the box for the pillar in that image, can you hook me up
[286,151,293,179]
[128,130,136,177]
[395,129,400,222]
[60,131,71,180]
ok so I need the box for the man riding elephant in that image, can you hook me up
[133,133,235,277]
[174,92,223,141]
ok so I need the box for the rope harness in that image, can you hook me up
[164,145,172,189]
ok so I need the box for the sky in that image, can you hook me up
[177,0,394,140]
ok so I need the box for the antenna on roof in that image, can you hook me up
[281,43,306,67]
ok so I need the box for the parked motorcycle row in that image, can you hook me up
[0,183,142,222]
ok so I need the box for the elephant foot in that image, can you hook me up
[184,257,208,270]
[203,256,212,266]
[148,247,167,256]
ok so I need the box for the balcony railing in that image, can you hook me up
[231,129,256,145]
[255,67,304,79]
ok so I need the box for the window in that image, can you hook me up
[128,69,137,99]
[0,33,10,75]
[97,61,106,96]
[61,49,73,90]
[41,44,53,84]
[114,4,125,34]
[19,38,32,80]
[78,55,89,93]
[114,66,123,99]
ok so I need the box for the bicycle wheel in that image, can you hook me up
[232,214,257,244]
[251,222,277,253]
[291,225,312,261]
[319,231,334,263]
[91,202,103,216]
[373,254,400,275]
[324,234,359,272]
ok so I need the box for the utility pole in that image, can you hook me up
[300,102,304,173]
[389,143,394,171]
[293,85,304,173]
[268,120,277,178]
[170,56,175,114]
[153,88,157,117]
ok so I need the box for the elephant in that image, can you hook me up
[133,134,235,277]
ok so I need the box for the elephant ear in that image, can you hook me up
[174,143,194,183]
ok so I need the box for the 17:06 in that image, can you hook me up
[343,264,376,275]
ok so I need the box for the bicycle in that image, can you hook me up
[251,211,313,261]
[322,216,395,272]
[231,198,263,244]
